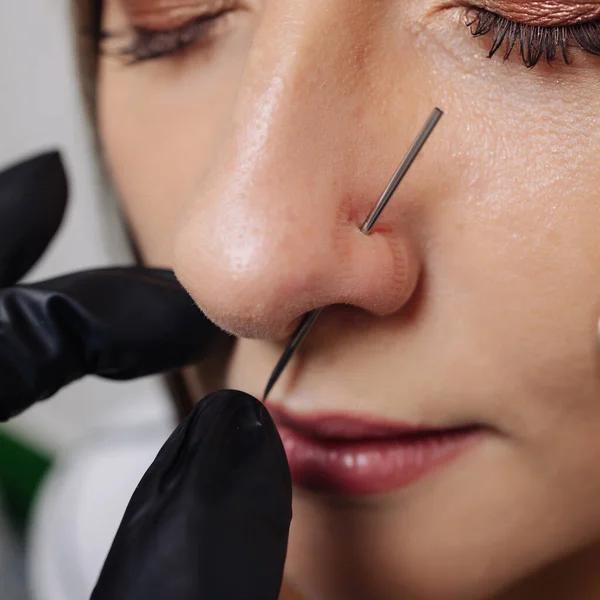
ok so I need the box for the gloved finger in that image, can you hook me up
[0,151,68,287]
[0,267,217,421]
[91,390,292,600]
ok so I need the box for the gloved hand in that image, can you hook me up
[0,151,215,421]
[0,151,293,599]
[91,389,292,600]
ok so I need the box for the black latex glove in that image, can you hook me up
[0,152,293,599]
[91,389,292,600]
[0,151,215,420]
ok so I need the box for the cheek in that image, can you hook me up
[96,48,243,266]
[435,65,600,439]
[408,22,600,466]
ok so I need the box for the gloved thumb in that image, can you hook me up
[91,390,292,600]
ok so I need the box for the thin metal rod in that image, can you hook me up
[263,308,323,401]
[263,108,444,401]
[360,108,443,234]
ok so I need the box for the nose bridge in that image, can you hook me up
[242,0,370,129]
[223,0,383,206]
[198,4,379,262]
[207,1,400,265]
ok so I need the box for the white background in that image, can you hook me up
[0,1,169,453]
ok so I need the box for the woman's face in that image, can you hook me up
[99,1,600,598]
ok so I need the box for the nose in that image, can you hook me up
[174,2,437,340]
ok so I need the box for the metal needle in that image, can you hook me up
[263,107,444,401]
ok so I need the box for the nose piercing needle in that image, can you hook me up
[263,107,444,401]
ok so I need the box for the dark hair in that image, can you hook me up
[71,0,103,119]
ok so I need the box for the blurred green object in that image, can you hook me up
[0,431,52,533]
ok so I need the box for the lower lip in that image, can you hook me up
[277,425,483,495]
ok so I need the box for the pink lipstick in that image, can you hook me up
[269,407,484,495]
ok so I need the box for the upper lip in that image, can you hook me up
[267,404,478,441]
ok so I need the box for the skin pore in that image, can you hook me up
[97,0,600,598]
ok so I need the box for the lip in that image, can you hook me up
[268,405,484,495]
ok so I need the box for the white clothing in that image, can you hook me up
[27,396,176,600]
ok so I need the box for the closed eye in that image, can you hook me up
[465,7,600,68]
[100,9,232,64]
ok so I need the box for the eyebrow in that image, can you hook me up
[482,0,600,24]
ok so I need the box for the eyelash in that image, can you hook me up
[101,11,228,64]
[101,6,600,69]
[466,8,600,68]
